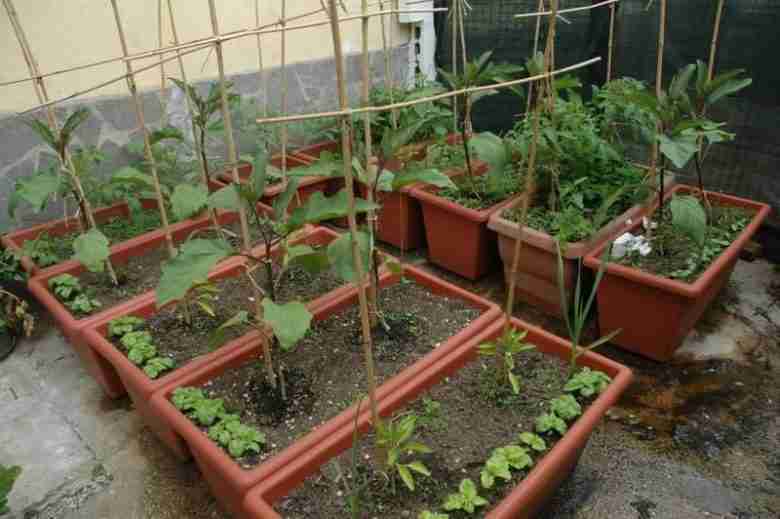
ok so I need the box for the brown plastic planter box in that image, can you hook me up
[82,226,352,459]
[584,185,771,361]
[3,198,172,275]
[488,179,676,317]
[241,317,633,519]
[25,209,246,398]
[410,164,517,280]
[148,264,501,517]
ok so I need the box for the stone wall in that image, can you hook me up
[0,46,409,232]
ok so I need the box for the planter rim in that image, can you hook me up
[488,178,677,259]
[148,263,501,499]
[3,198,189,275]
[244,316,633,519]
[584,185,771,299]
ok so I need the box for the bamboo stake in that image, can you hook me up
[280,0,289,185]
[361,0,379,322]
[2,0,119,284]
[451,0,458,130]
[255,0,268,116]
[109,0,176,261]
[708,0,725,81]
[379,1,398,129]
[205,0,251,252]
[158,0,166,99]
[457,0,471,134]
[649,0,666,206]
[514,0,619,19]
[501,0,556,374]
[526,0,545,113]
[327,0,381,434]
[253,56,601,126]
[607,2,616,82]
[167,0,221,232]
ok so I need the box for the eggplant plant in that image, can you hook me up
[156,149,377,397]
[9,109,118,285]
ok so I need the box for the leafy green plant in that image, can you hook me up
[0,247,26,284]
[18,233,60,268]
[478,326,536,395]
[207,413,266,457]
[143,357,175,379]
[550,394,582,421]
[0,464,22,514]
[518,432,547,453]
[535,412,568,436]
[108,316,145,338]
[176,281,219,327]
[48,274,101,315]
[172,387,225,426]
[480,445,533,489]
[375,413,432,493]
[120,331,157,365]
[443,478,488,514]
[418,397,446,431]
[564,368,612,399]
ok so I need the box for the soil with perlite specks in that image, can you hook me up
[197,281,481,469]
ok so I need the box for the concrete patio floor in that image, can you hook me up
[1,253,778,519]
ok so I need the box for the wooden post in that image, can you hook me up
[205,0,252,251]
[362,0,379,321]
[607,2,616,82]
[255,0,268,116]
[158,0,166,100]
[327,0,381,433]
[526,0,545,113]
[167,0,222,231]
[109,0,176,260]
[708,0,725,81]
[2,0,119,283]
[280,0,289,184]
[649,0,666,200]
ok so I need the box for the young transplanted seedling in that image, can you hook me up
[375,412,432,494]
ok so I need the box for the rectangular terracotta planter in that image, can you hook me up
[488,179,677,317]
[25,209,249,398]
[410,164,517,280]
[584,184,771,361]
[2,198,172,275]
[82,226,353,459]
[240,317,633,519]
[148,264,501,517]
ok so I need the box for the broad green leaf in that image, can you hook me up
[111,167,157,189]
[287,245,330,274]
[287,155,343,178]
[391,168,455,191]
[25,118,57,150]
[171,184,208,221]
[72,229,110,273]
[707,77,752,106]
[157,239,233,307]
[208,184,244,211]
[327,230,371,283]
[670,195,707,246]
[288,189,379,227]
[10,170,62,215]
[469,132,508,186]
[149,126,184,146]
[273,178,301,220]
[252,150,269,196]
[60,108,91,147]
[262,299,312,351]
[381,118,429,159]
[398,464,415,491]
[658,133,698,169]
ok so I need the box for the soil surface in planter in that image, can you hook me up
[35,210,163,268]
[279,351,602,518]
[106,261,345,374]
[198,281,481,470]
[616,204,752,282]
[437,169,521,211]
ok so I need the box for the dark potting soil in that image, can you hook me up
[107,262,346,374]
[43,210,163,266]
[279,350,593,518]
[199,280,481,470]
[616,204,753,282]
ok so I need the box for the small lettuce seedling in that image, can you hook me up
[550,394,582,421]
[108,317,174,379]
[535,412,568,436]
[518,432,547,453]
[443,478,488,514]
[480,445,533,489]
[564,368,612,398]
[207,414,266,458]
[108,316,145,338]
[48,274,101,315]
